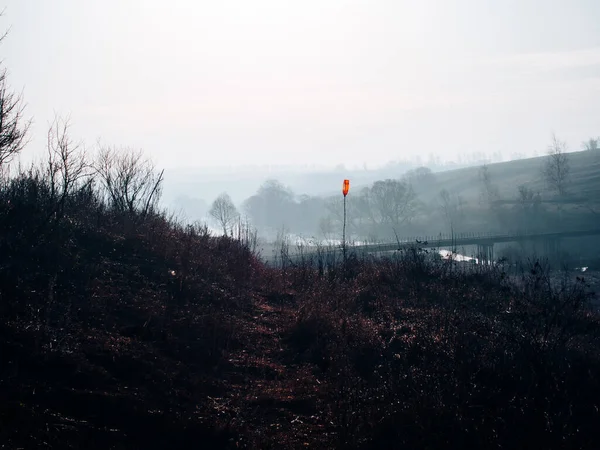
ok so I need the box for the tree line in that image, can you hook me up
[205,133,598,241]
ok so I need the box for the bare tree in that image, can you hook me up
[582,137,599,152]
[478,164,500,208]
[369,179,417,226]
[516,184,537,208]
[514,184,542,233]
[0,22,31,167]
[438,188,466,237]
[209,192,239,236]
[243,179,294,231]
[45,115,92,221]
[403,166,436,190]
[542,134,570,196]
[95,145,164,217]
[353,186,375,228]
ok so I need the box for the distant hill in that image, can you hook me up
[161,160,489,210]
[347,150,600,209]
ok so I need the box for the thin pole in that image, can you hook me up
[343,195,347,261]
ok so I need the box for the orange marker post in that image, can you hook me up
[342,179,350,261]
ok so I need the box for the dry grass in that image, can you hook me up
[1,171,600,449]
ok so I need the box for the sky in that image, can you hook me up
[1,0,600,170]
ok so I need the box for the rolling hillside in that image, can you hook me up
[342,150,600,210]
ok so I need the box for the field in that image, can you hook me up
[424,150,600,208]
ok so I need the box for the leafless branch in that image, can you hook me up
[0,67,31,166]
[46,114,91,202]
[94,145,164,217]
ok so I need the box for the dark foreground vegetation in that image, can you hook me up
[1,165,600,449]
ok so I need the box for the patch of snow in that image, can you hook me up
[439,249,478,263]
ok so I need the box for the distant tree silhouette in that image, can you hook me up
[243,179,295,232]
[542,134,570,197]
[582,137,599,152]
[368,179,417,226]
[514,184,542,233]
[478,164,500,208]
[438,188,466,237]
[209,192,238,236]
[404,166,436,190]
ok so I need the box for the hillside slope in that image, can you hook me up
[427,150,600,206]
[2,173,600,449]
[0,201,333,448]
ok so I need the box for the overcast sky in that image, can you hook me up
[2,0,600,170]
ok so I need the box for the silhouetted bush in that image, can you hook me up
[285,248,600,449]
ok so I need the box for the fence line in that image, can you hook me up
[268,227,600,266]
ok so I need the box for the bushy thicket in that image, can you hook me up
[280,249,600,449]
[0,162,262,449]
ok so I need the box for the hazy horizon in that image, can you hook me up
[1,0,599,172]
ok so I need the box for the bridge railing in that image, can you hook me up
[272,228,600,265]
[374,227,600,247]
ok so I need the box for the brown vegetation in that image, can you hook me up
[1,160,600,448]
